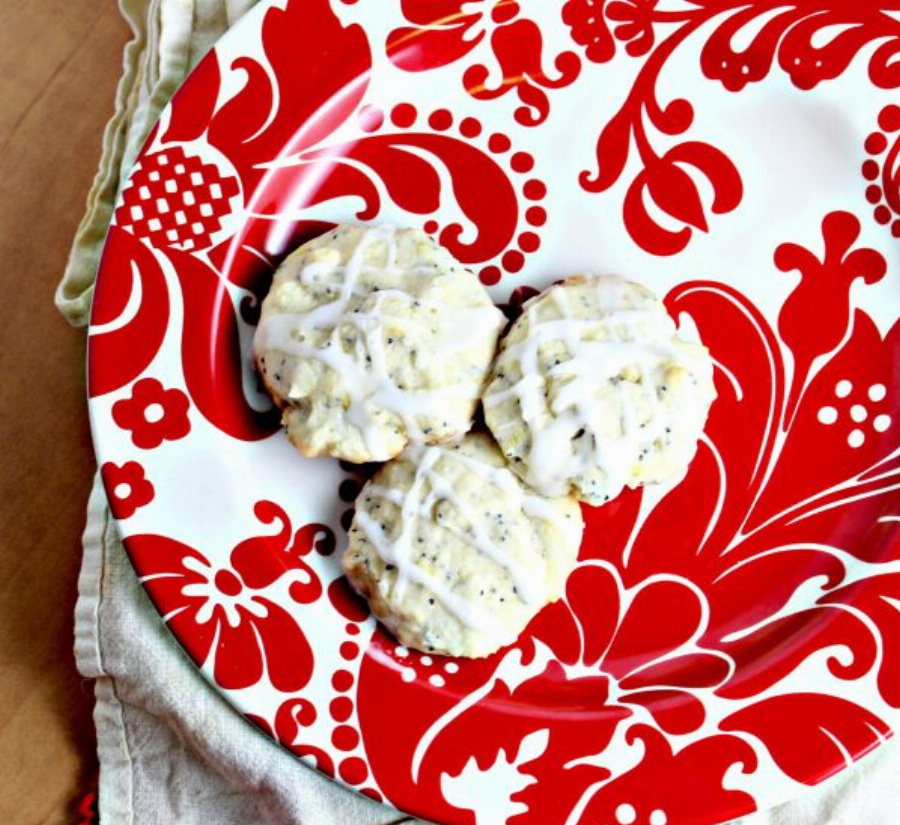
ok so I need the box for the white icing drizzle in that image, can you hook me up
[484,276,712,500]
[354,442,568,636]
[253,226,504,457]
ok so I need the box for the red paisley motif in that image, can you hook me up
[128,501,334,692]
[211,95,540,288]
[259,128,522,265]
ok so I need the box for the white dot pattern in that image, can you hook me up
[144,403,164,423]
[818,406,838,425]
[869,384,887,402]
[428,674,446,687]
[400,667,415,683]
[848,429,865,448]
[835,380,853,398]
[650,810,668,825]
[850,404,868,423]
[615,803,636,824]
[874,414,892,433]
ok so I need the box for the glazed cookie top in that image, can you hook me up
[343,433,583,658]
[483,274,716,504]
[253,224,505,462]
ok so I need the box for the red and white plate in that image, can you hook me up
[88,2,900,823]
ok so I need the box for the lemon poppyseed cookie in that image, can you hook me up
[253,224,506,463]
[342,432,583,658]
[483,274,716,504]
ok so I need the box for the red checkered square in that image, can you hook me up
[115,146,240,251]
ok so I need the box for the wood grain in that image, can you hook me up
[0,2,129,822]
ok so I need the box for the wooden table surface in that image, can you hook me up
[0,2,130,822]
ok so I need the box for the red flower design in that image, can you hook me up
[101,461,155,520]
[112,378,191,449]
[356,557,734,823]
[355,210,898,822]
[128,501,334,692]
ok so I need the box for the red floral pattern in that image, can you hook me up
[387,1,582,127]
[100,461,155,520]
[112,378,191,449]
[87,1,900,823]
[354,211,898,823]
[385,1,900,254]
[566,0,900,254]
[129,501,334,691]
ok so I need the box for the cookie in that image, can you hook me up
[483,274,716,504]
[342,433,583,658]
[253,224,506,462]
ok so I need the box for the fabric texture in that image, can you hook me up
[60,1,897,823]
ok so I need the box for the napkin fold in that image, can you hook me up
[60,1,897,823]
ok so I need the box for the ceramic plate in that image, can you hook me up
[88,2,900,823]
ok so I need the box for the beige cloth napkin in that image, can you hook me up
[59,1,898,823]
